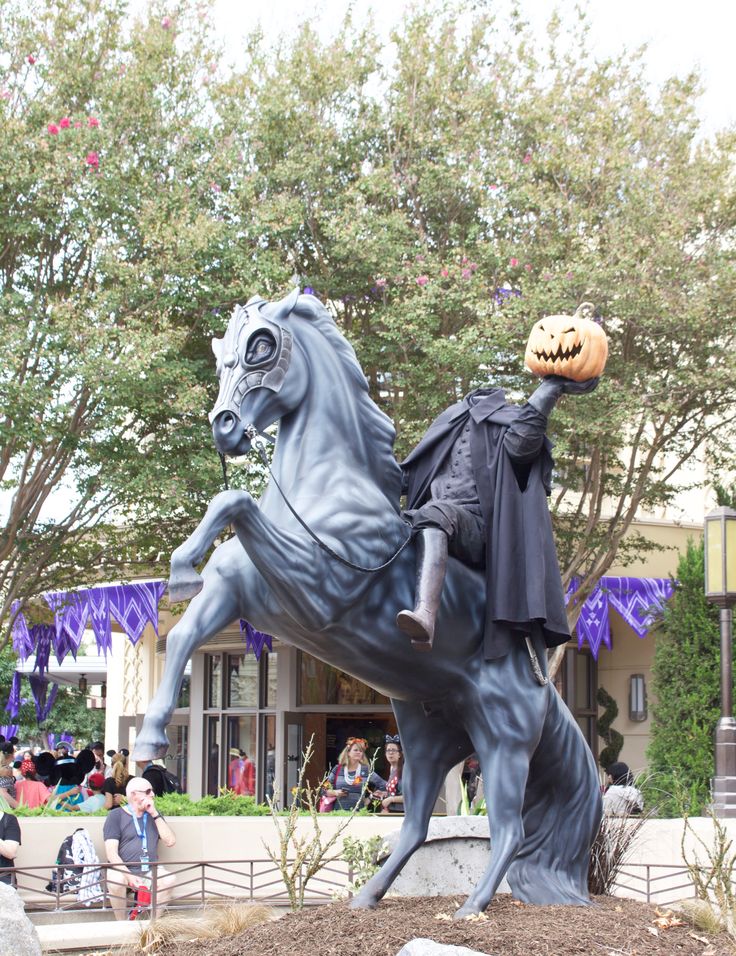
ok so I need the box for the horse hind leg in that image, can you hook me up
[350,702,472,910]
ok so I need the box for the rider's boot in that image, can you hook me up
[396,528,448,651]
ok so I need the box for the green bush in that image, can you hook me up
[645,540,720,816]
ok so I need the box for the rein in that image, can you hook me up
[220,425,413,574]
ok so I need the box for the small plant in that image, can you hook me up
[342,835,388,893]
[262,735,373,910]
[588,776,652,896]
[677,781,736,937]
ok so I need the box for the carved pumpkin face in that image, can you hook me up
[524,312,608,382]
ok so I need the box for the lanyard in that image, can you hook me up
[126,808,149,871]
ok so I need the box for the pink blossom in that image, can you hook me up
[565,271,574,279]
[87,116,99,128]
[469,262,478,271]
[59,117,70,129]
[523,152,532,164]
[85,150,99,170]
[524,263,532,272]
[461,256,468,264]
[509,257,519,267]
[1,90,10,101]
[542,272,552,281]
[47,123,59,135]
[74,120,82,128]
[375,277,387,288]
[489,183,498,191]
[27,54,36,65]
[210,181,221,192]
[416,254,425,262]
[416,275,429,286]
[161,15,172,28]
[461,268,472,279]
[440,267,449,278]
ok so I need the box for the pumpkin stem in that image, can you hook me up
[574,301,596,319]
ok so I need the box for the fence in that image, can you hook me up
[8,857,354,916]
[5,858,735,916]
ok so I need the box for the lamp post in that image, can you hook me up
[704,506,736,817]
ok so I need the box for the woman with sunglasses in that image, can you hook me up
[323,737,386,811]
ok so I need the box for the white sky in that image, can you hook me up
[209,0,735,135]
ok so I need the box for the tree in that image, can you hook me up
[0,0,265,645]
[2,0,735,658]
[219,4,736,645]
[646,539,720,815]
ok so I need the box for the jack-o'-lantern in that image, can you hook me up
[524,302,608,382]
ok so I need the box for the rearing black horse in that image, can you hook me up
[132,289,601,915]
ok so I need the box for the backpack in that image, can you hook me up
[46,832,82,894]
[145,763,182,795]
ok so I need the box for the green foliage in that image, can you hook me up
[645,540,720,816]
[0,644,103,744]
[596,685,623,769]
[341,835,388,892]
[2,0,735,644]
[153,791,271,816]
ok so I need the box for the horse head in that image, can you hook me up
[209,288,304,456]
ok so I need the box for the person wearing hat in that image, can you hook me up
[74,773,106,813]
[227,748,243,792]
[104,776,176,919]
[14,758,50,809]
[602,761,644,816]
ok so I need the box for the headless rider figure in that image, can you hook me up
[396,375,597,653]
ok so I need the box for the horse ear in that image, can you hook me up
[266,286,300,322]
[212,337,222,360]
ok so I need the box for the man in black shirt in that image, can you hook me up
[0,810,20,884]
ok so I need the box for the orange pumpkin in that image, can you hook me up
[524,303,608,381]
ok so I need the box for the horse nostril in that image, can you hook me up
[218,412,237,434]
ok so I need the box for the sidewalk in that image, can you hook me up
[35,918,145,953]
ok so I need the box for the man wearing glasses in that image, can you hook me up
[103,776,177,920]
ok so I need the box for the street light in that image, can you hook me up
[704,506,736,818]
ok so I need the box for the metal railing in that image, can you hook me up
[8,857,354,917]
[7,858,735,917]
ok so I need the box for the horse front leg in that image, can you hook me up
[133,562,244,760]
[351,701,472,909]
[168,490,256,603]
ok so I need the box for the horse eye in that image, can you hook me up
[245,332,276,366]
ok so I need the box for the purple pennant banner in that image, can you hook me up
[10,601,36,661]
[4,672,22,720]
[566,576,675,659]
[239,620,273,660]
[0,725,19,740]
[45,590,88,659]
[107,581,168,646]
[28,674,59,724]
[33,625,55,677]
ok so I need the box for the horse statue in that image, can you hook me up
[133,288,601,916]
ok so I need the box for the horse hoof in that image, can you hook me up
[454,903,483,920]
[132,738,169,762]
[167,572,204,604]
[349,893,378,910]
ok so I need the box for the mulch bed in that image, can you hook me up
[156,896,732,956]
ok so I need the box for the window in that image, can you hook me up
[557,647,598,756]
[298,653,389,705]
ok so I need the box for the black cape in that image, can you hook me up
[401,388,570,659]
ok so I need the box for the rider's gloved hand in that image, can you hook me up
[527,375,599,417]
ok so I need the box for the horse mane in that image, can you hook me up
[290,294,403,508]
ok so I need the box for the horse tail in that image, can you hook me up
[505,685,602,905]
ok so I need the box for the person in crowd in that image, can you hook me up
[0,808,20,885]
[104,750,117,779]
[47,748,95,810]
[102,752,132,810]
[0,744,18,809]
[227,749,243,791]
[74,773,106,813]
[602,761,644,816]
[374,734,404,814]
[238,750,255,796]
[104,776,176,920]
[322,737,387,811]
[14,758,50,809]
[89,742,106,776]
[134,758,169,798]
